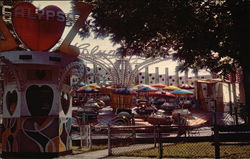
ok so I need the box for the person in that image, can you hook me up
[153,97,165,106]
[173,98,180,106]
[179,100,185,109]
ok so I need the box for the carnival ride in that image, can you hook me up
[78,45,171,88]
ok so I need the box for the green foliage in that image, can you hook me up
[78,1,250,119]
[74,0,249,75]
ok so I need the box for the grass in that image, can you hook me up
[72,144,107,153]
[118,142,250,158]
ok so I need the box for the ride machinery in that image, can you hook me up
[0,1,92,157]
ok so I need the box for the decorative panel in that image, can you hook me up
[2,117,72,153]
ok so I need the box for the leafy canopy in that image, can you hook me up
[74,0,249,75]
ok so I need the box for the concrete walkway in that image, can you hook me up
[64,148,155,159]
[61,149,109,159]
[0,150,215,159]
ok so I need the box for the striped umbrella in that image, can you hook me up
[163,85,180,91]
[132,84,153,90]
[138,86,157,92]
[148,91,176,98]
[151,83,167,88]
[77,87,99,93]
[170,89,193,95]
[179,84,194,89]
[83,84,101,89]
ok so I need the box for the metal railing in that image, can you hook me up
[71,111,250,158]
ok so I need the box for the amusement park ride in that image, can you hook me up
[1,3,246,158]
[0,1,173,157]
[78,48,170,88]
[0,1,92,157]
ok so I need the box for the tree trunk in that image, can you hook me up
[236,2,250,124]
[241,65,250,124]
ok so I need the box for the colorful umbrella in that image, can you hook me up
[138,86,157,92]
[148,91,176,98]
[132,84,152,90]
[113,88,136,95]
[170,89,193,95]
[179,84,194,89]
[77,87,99,93]
[164,91,176,98]
[151,83,167,88]
[148,91,163,96]
[83,84,101,89]
[163,85,180,91]
[71,81,86,86]
[79,82,86,86]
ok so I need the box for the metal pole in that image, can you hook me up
[88,125,92,149]
[80,125,83,148]
[145,66,149,85]
[108,124,112,156]
[177,113,181,137]
[213,100,220,159]
[214,121,220,158]
[228,83,233,115]
[175,66,179,86]
[165,68,169,85]
[184,69,188,84]
[235,107,239,125]
[232,83,238,109]
[157,124,163,159]
[154,125,157,148]
[155,67,159,84]
[131,114,136,143]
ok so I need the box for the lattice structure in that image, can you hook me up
[78,45,170,88]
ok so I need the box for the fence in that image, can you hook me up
[71,111,250,158]
[103,111,250,159]
[106,124,213,158]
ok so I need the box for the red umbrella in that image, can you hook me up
[148,91,163,96]
[164,91,176,98]
[163,85,180,91]
[179,84,194,89]
[151,83,167,88]
[77,87,99,93]
[132,84,153,90]
[148,91,176,98]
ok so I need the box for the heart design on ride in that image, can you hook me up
[26,85,54,116]
[12,2,66,51]
[6,90,18,116]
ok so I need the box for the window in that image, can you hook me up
[26,85,53,116]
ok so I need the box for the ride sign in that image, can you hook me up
[0,1,93,57]
[11,2,66,51]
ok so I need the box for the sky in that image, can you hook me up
[33,1,210,76]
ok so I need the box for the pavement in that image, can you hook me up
[61,149,109,159]
[0,149,216,159]
[0,110,213,159]
[0,149,155,159]
[63,148,156,159]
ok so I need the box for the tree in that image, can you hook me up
[77,0,250,122]
[76,1,243,66]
